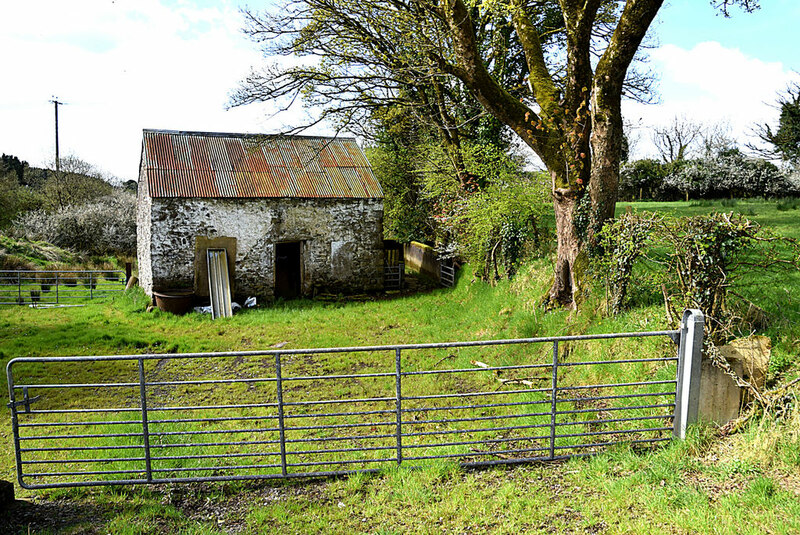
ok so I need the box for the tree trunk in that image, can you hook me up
[550,184,582,307]
[588,96,624,246]
[548,82,625,306]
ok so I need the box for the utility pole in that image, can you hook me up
[50,98,63,172]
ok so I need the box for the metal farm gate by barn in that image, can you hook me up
[0,270,126,306]
[6,311,704,489]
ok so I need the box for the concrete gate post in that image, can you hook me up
[673,309,705,439]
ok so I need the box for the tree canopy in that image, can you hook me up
[752,82,800,167]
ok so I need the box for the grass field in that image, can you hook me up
[1,199,799,534]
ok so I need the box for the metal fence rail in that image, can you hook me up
[6,311,704,489]
[0,270,126,306]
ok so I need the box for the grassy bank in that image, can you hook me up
[0,199,798,534]
[0,233,129,272]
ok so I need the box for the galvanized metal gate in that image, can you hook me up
[0,270,126,306]
[383,262,405,290]
[6,310,704,489]
[440,262,456,287]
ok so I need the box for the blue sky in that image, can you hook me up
[0,0,797,180]
[624,1,798,162]
[656,0,800,66]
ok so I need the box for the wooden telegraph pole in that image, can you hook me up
[50,98,63,172]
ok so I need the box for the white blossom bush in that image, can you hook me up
[663,151,798,199]
[14,191,136,256]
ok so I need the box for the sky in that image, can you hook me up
[624,0,800,160]
[0,0,798,181]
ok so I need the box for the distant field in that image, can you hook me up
[0,198,798,534]
[619,198,800,239]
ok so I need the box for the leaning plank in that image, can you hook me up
[207,248,233,319]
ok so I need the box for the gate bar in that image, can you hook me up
[275,352,288,476]
[549,341,558,459]
[395,348,403,466]
[138,358,153,483]
[6,364,25,489]
[6,329,682,366]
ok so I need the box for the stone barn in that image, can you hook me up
[136,129,385,301]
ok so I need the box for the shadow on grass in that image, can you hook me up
[1,496,110,534]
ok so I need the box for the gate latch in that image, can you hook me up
[6,387,40,414]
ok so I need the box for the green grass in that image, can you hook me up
[1,199,798,534]
[237,434,800,534]
[618,198,800,240]
[0,232,128,273]
[0,234,79,270]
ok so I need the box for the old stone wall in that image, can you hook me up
[143,197,384,300]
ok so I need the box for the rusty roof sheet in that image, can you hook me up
[141,129,383,199]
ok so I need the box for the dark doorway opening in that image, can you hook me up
[275,241,302,299]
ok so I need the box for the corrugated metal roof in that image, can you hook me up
[141,129,384,199]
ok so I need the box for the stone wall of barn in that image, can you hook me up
[140,196,384,300]
[135,161,154,295]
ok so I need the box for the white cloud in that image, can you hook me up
[0,1,320,180]
[6,5,795,179]
[624,41,800,160]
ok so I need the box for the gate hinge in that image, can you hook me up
[6,387,40,413]
[668,332,681,345]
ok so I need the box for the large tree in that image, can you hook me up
[652,116,704,164]
[751,81,800,167]
[234,0,757,307]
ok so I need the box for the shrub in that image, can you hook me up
[14,191,136,256]
[0,173,45,228]
[619,159,668,201]
[659,213,759,339]
[0,253,36,270]
[663,151,797,200]
[597,211,800,342]
[596,212,661,314]
[427,144,552,282]
[451,178,552,281]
